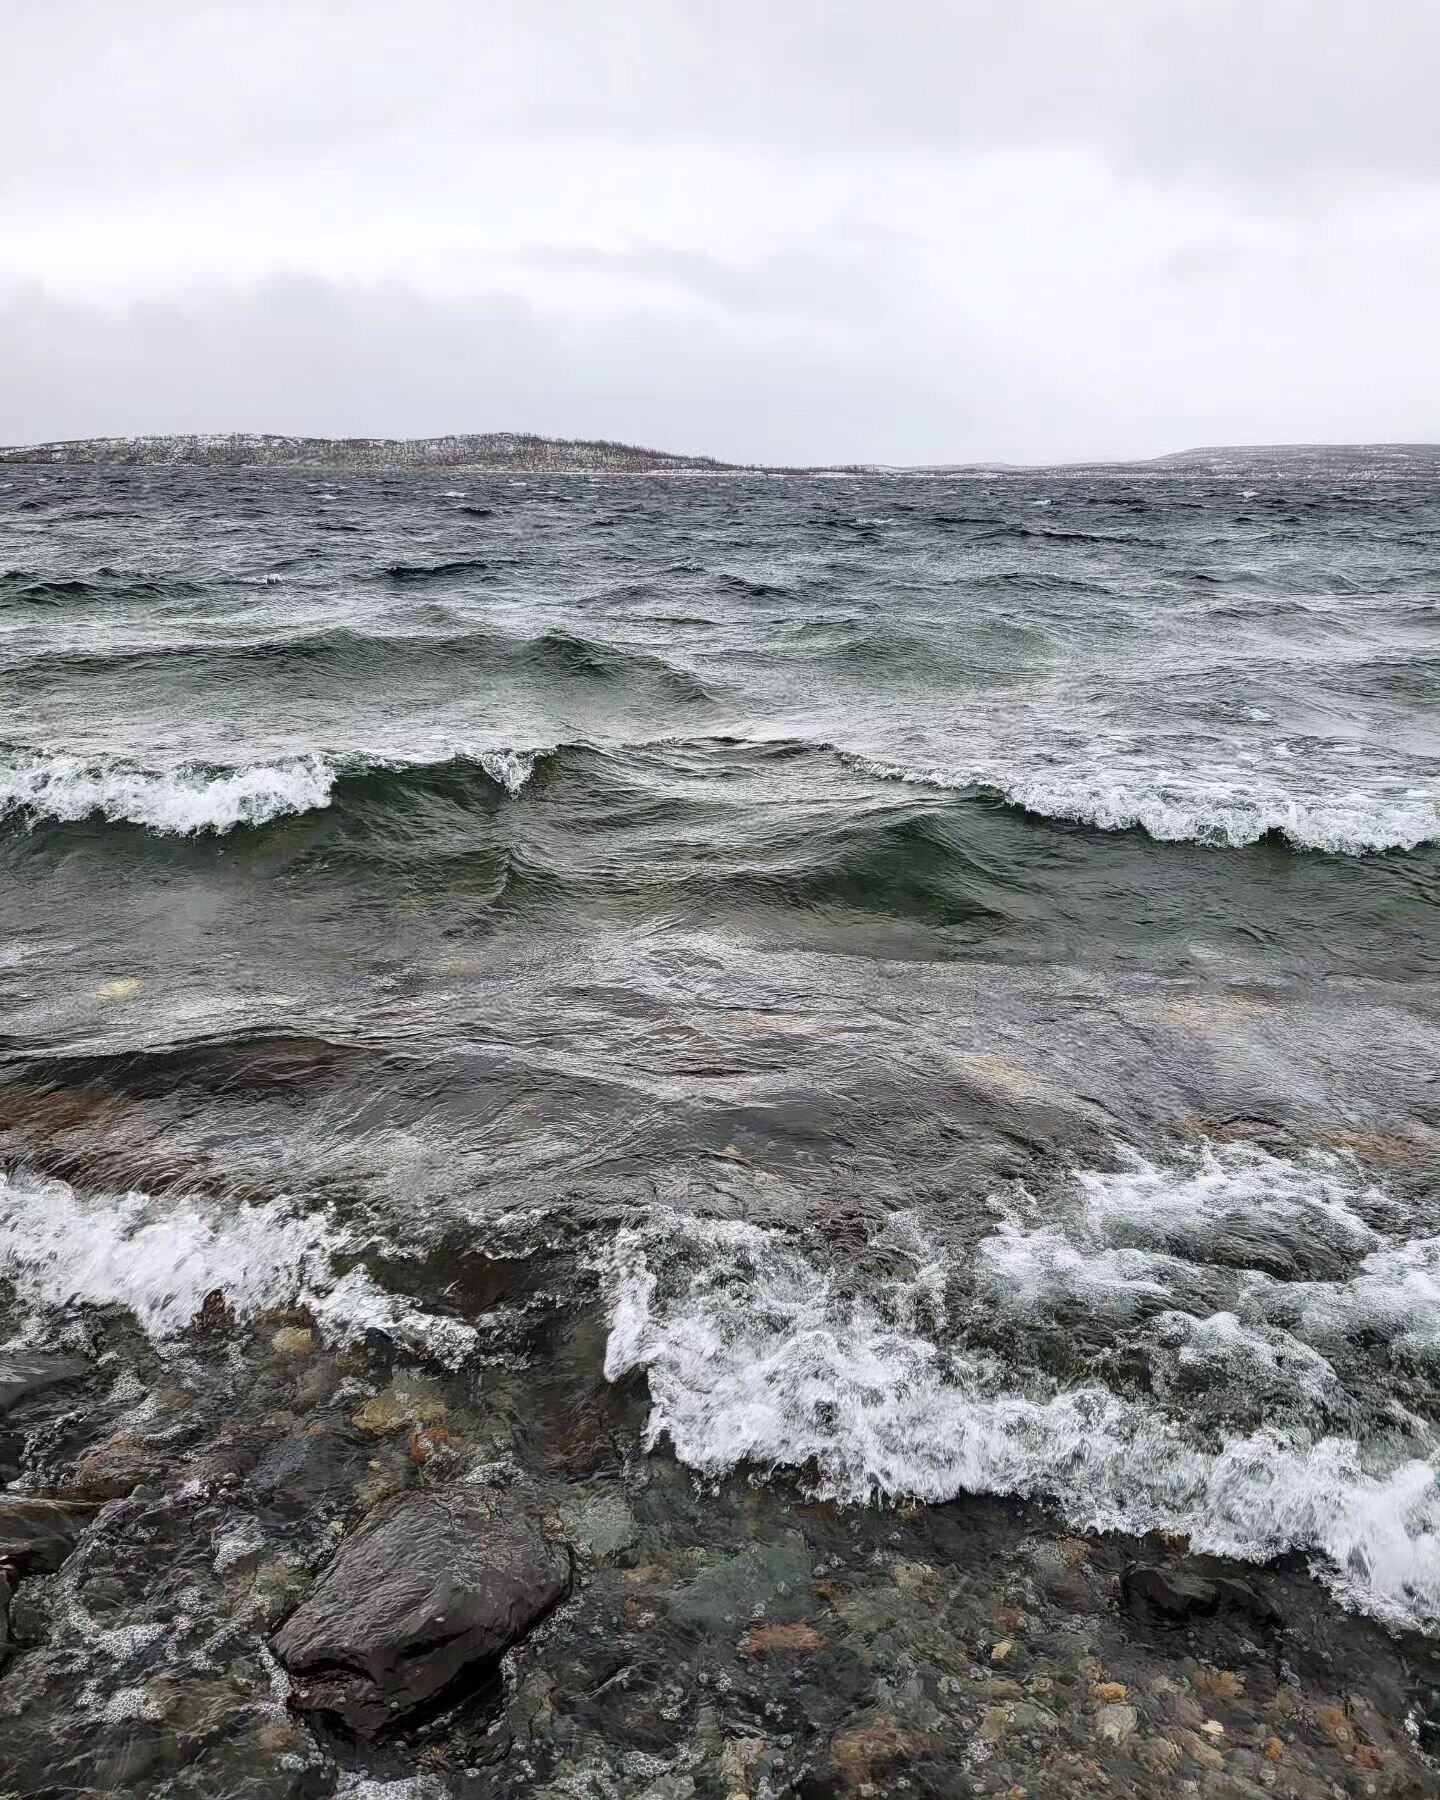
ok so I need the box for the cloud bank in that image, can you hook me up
[3,1,1437,461]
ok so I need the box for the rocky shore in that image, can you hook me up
[2,1254,1438,1800]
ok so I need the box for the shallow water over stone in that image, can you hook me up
[1,466,1438,1795]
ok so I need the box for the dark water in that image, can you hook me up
[1,465,1439,1793]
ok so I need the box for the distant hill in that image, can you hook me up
[1144,443,1440,477]
[0,433,1434,478]
[0,431,750,473]
[898,443,1440,479]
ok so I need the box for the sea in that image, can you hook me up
[1,464,1438,1790]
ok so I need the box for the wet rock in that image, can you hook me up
[247,1423,377,1512]
[1121,1561,1276,1625]
[738,1620,824,1657]
[63,1428,165,1500]
[270,1326,315,1355]
[0,1496,98,1575]
[273,1486,570,1736]
[0,1353,88,1416]
[829,1713,919,1789]
[558,1488,638,1559]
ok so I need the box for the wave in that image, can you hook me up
[6,622,719,702]
[0,745,550,835]
[847,755,1440,854]
[605,1143,1440,1633]
[0,1168,475,1365]
[971,523,1165,547]
[0,567,201,607]
[382,556,495,582]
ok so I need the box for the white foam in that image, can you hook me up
[1072,1141,1384,1259]
[476,746,543,797]
[605,1162,1440,1632]
[848,755,1440,854]
[0,751,337,835]
[1287,1236,1440,1364]
[0,1170,476,1365]
[987,1144,1435,1365]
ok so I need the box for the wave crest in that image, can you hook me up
[848,755,1440,854]
[0,751,338,834]
[0,744,549,835]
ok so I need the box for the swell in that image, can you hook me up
[0,736,1019,930]
[382,555,495,581]
[0,567,205,607]
[3,623,719,702]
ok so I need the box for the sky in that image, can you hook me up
[2,1,1437,464]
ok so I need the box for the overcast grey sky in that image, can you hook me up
[3,1,1437,462]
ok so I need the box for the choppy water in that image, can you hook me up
[2,464,1439,1655]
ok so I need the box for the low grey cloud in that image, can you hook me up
[2,3,1437,459]
[0,276,988,465]
[509,241,888,322]
[7,2,1438,198]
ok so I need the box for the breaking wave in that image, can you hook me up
[604,1143,1440,1632]
[848,754,1440,854]
[0,745,550,835]
[0,1168,476,1365]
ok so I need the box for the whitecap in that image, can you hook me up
[476,746,544,797]
[0,1169,476,1365]
[846,753,1440,854]
[0,750,337,835]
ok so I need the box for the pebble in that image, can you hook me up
[1094,1702,1138,1744]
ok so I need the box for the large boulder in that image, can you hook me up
[273,1488,570,1736]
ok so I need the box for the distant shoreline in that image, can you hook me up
[2,431,1436,479]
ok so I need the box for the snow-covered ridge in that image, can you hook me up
[4,435,1433,477]
[0,432,748,473]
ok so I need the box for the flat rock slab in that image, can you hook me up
[274,1487,570,1736]
[0,1355,89,1417]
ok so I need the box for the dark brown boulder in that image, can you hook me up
[273,1488,570,1736]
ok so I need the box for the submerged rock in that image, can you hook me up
[0,1353,88,1417]
[1122,1560,1277,1625]
[670,1532,814,1633]
[0,1496,98,1574]
[273,1487,570,1736]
